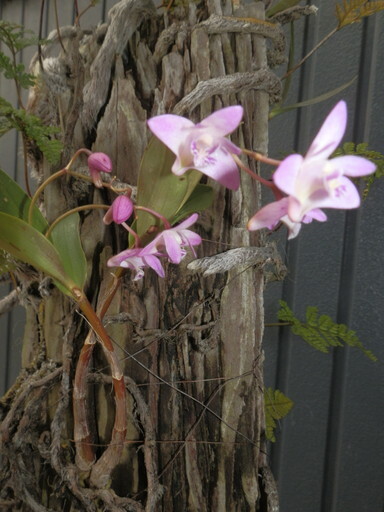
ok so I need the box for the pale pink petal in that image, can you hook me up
[306,101,347,159]
[198,150,240,190]
[179,230,202,247]
[107,248,140,267]
[273,154,304,196]
[200,106,243,136]
[247,198,289,231]
[173,213,198,230]
[147,115,194,154]
[143,254,165,278]
[326,155,376,177]
[316,176,361,209]
[303,208,327,223]
[162,231,183,263]
[281,215,302,239]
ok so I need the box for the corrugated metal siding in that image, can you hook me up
[0,2,383,511]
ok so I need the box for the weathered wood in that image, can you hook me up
[0,1,283,510]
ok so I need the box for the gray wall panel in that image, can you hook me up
[0,2,383,511]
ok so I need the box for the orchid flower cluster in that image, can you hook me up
[95,101,375,280]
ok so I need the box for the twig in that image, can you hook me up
[0,289,20,316]
[283,27,338,80]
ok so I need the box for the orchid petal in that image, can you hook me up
[247,198,289,231]
[147,115,194,154]
[174,213,199,230]
[326,155,376,177]
[143,254,165,277]
[197,149,240,190]
[306,101,347,159]
[281,215,302,239]
[200,106,244,136]
[273,154,304,195]
[162,231,183,263]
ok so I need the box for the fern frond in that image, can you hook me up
[336,0,384,29]
[334,142,384,198]
[264,388,294,442]
[0,98,62,163]
[278,301,377,361]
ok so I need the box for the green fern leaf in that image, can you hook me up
[336,0,384,29]
[264,388,294,442]
[278,300,377,361]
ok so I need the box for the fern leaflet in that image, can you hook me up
[278,300,377,361]
[264,388,294,442]
[336,0,384,29]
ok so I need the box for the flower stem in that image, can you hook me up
[45,204,109,239]
[121,222,141,248]
[28,168,67,224]
[283,27,338,80]
[242,148,281,167]
[135,206,171,229]
[232,154,278,190]
[27,148,91,225]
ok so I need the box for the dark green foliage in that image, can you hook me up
[278,300,377,361]
[264,388,294,442]
[334,142,384,199]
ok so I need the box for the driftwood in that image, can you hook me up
[0,1,285,510]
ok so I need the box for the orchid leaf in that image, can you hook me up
[264,388,294,442]
[135,135,201,241]
[266,0,303,18]
[172,184,214,224]
[269,76,357,119]
[49,213,87,290]
[0,212,74,295]
[0,168,48,231]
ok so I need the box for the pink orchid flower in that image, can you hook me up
[88,152,113,188]
[147,106,243,190]
[103,195,134,225]
[248,197,327,239]
[248,101,376,238]
[107,245,165,281]
[146,213,202,264]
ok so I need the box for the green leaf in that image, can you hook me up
[0,168,48,231]
[335,0,384,29]
[264,388,294,442]
[135,136,202,243]
[266,0,303,18]
[269,76,357,119]
[172,184,214,224]
[0,212,74,295]
[278,300,377,361]
[49,213,87,290]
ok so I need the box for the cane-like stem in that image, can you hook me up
[72,281,126,482]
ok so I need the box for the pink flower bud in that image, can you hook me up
[87,152,112,188]
[103,195,134,225]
